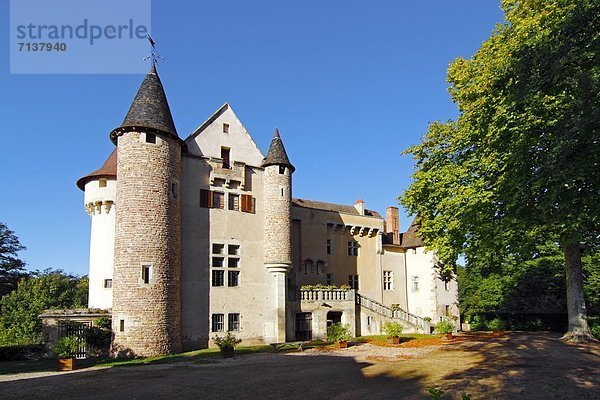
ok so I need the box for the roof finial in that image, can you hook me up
[143,34,164,70]
[274,128,280,138]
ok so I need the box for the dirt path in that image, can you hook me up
[1,333,598,399]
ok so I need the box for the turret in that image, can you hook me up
[262,128,294,341]
[77,149,117,310]
[109,64,183,357]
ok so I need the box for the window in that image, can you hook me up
[228,193,240,211]
[200,189,212,208]
[212,314,224,332]
[212,257,224,268]
[383,271,393,291]
[326,239,332,255]
[141,264,151,284]
[241,194,255,213]
[171,182,179,199]
[326,273,333,286]
[222,123,229,133]
[212,243,225,254]
[347,241,359,256]
[119,319,125,332]
[444,280,450,291]
[367,316,373,326]
[98,179,107,188]
[304,259,313,274]
[411,276,419,291]
[228,313,240,331]
[228,245,240,255]
[279,165,286,174]
[445,305,451,316]
[348,275,359,290]
[221,147,231,169]
[213,192,225,209]
[103,279,112,289]
[316,260,324,275]
[212,270,224,287]
[228,270,240,287]
[145,132,156,144]
[228,258,239,268]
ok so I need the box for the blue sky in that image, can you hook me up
[0,1,504,276]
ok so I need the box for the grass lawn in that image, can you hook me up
[0,345,273,375]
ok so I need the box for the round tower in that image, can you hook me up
[76,149,117,310]
[109,64,184,357]
[262,128,294,341]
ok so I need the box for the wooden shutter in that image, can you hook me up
[241,194,254,213]
[200,189,214,208]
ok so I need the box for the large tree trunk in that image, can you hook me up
[561,242,594,342]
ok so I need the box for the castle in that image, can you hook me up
[74,65,458,356]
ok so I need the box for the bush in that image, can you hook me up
[488,318,506,331]
[51,336,81,358]
[212,332,242,350]
[326,322,352,342]
[382,322,403,338]
[434,321,454,334]
[0,344,45,361]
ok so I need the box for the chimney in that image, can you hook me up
[385,206,400,245]
[354,199,365,215]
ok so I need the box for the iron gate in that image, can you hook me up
[59,322,90,359]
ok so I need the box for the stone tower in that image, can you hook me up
[76,150,117,310]
[109,64,184,357]
[262,128,294,341]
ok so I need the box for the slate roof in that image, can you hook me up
[76,149,117,190]
[110,64,179,144]
[292,198,382,218]
[262,128,294,172]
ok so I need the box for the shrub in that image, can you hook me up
[488,318,506,331]
[212,332,242,350]
[326,322,352,342]
[0,344,45,361]
[382,322,403,338]
[434,321,454,334]
[339,284,351,290]
[423,317,432,323]
[51,336,81,358]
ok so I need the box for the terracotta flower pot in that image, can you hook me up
[220,346,235,358]
[387,337,401,345]
[57,358,74,371]
[444,332,453,340]
[337,340,348,349]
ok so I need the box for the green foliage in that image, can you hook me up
[0,222,28,299]
[400,0,599,335]
[0,270,88,346]
[51,336,80,358]
[434,321,454,334]
[326,322,352,342]
[487,318,506,331]
[382,321,403,338]
[427,387,445,400]
[212,332,242,349]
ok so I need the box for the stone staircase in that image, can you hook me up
[356,292,431,333]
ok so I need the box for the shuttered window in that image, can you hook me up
[241,194,255,213]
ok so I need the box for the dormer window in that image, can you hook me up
[98,179,107,188]
[221,147,231,169]
[223,123,229,133]
[279,166,286,174]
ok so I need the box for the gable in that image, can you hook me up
[185,103,265,167]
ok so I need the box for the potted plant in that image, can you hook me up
[213,332,242,358]
[434,321,454,340]
[52,336,80,371]
[326,322,352,348]
[488,318,506,336]
[382,321,403,344]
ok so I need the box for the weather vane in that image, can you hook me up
[143,34,165,66]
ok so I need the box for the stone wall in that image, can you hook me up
[263,165,292,265]
[111,130,182,357]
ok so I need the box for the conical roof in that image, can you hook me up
[76,149,117,190]
[262,128,294,172]
[110,64,178,144]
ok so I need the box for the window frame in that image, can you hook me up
[212,314,225,332]
[228,313,240,331]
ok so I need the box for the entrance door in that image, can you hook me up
[326,311,342,327]
[295,313,312,341]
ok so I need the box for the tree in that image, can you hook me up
[0,222,28,299]
[401,0,599,341]
[0,270,88,346]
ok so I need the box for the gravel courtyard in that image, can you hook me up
[1,333,598,400]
